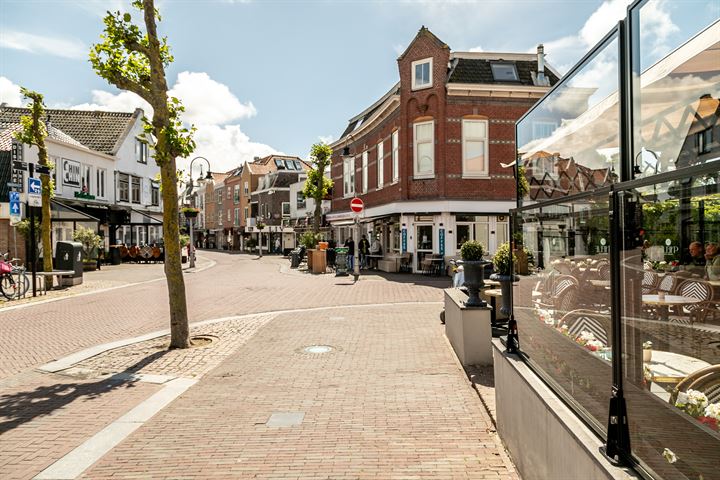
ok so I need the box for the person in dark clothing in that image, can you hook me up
[345,237,355,270]
[358,234,370,269]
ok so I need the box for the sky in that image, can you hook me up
[0,0,717,174]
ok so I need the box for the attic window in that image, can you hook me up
[411,57,433,90]
[491,63,519,82]
[275,159,286,169]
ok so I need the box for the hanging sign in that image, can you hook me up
[401,228,407,253]
[439,228,445,256]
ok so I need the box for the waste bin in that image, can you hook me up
[54,241,84,286]
[290,248,301,268]
[334,247,349,277]
[109,245,122,265]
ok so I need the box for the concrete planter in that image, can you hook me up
[489,273,519,316]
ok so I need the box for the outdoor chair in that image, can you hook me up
[399,253,413,273]
[673,279,714,325]
[671,364,720,405]
[560,309,611,347]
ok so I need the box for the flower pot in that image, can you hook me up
[489,273,518,317]
[183,211,198,218]
[513,248,529,275]
[460,260,490,307]
[643,348,652,362]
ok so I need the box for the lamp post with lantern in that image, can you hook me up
[186,156,212,268]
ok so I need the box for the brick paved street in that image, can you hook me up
[0,252,514,479]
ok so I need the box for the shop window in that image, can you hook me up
[414,121,434,178]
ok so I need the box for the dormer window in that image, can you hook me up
[491,63,519,82]
[411,57,433,90]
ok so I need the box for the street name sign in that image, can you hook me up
[350,197,364,213]
[28,177,42,207]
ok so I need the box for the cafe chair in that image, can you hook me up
[596,262,611,281]
[674,279,714,325]
[670,364,720,405]
[561,309,611,347]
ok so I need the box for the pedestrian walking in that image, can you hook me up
[359,234,370,269]
[345,237,355,270]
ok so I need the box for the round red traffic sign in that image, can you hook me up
[350,197,364,213]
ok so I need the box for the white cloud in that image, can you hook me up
[0,76,23,106]
[72,0,126,17]
[469,45,484,53]
[393,43,406,56]
[179,124,278,173]
[169,71,256,125]
[318,135,334,145]
[0,30,87,60]
[71,90,151,113]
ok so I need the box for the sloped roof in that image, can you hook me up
[0,123,85,150]
[448,57,560,86]
[340,83,401,139]
[0,104,140,155]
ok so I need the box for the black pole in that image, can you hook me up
[29,163,37,297]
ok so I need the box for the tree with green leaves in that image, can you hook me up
[90,0,195,348]
[303,143,334,234]
[14,88,54,283]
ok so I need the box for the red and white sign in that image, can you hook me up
[350,197,364,213]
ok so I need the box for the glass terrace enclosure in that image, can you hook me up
[513,1,719,478]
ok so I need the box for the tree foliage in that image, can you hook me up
[14,88,54,279]
[90,0,194,348]
[303,142,333,234]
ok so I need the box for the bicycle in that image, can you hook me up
[0,252,29,300]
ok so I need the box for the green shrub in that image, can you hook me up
[298,232,318,249]
[492,242,517,275]
[73,226,103,259]
[179,234,190,248]
[460,240,485,261]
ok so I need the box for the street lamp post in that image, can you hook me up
[187,156,212,269]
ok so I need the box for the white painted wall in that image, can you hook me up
[113,115,162,212]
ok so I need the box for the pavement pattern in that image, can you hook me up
[0,251,515,479]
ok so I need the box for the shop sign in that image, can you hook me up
[664,238,678,255]
[401,228,407,253]
[74,191,96,200]
[62,158,81,187]
[439,228,445,255]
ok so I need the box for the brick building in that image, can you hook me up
[327,27,559,271]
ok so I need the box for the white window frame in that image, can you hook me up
[217,189,223,203]
[118,173,130,202]
[131,176,141,204]
[151,183,160,206]
[227,209,231,222]
[243,181,249,195]
[233,184,240,204]
[218,211,223,224]
[462,119,490,178]
[362,151,368,193]
[377,141,384,189]
[96,168,106,199]
[135,139,148,164]
[413,120,435,178]
[282,202,290,217]
[343,156,355,198]
[234,208,240,226]
[392,130,399,183]
[411,57,433,90]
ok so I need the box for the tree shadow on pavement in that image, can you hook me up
[0,349,170,434]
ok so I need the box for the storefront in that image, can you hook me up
[510,2,719,478]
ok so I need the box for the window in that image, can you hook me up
[293,160,302,170]
[233,185,240,204]
[118,173,129,202]
[227,209,231,222]
[377,141,384,188]
[217,189,223,204]
[96,168,106,198]
[462,119,489,177]
[81,164,92,193]
[296,191,306,209]
[490,63,519,81]
[275,159,286,169]
[282,202,290,217]
[234,208,240,226]
[131,176,141,203]
[411,57,432,90]
[532,121,558,140]
[362,151,368,193]
[243,181,249,195]
[151,183,160,206]
[218,211,222,224]
[227,187,231,199]
[414,121,434,177]
[392,130,399,182]
[244,206,249,221]
[343,156,355,197]
[697,128,713,154]
[135,140,148,164]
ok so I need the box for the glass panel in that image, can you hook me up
[491,63,518,81]
[619,173,720,479]
[456,224,471,250]
[417,142,433,174]
[417,225,433,250]
[631,3,720,178]
[465,140,485,173]
[474,223,490,251]
[514,193,613,430]
[517,32,620,203]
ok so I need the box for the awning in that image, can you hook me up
[130,208,163,225]
[50,199,101,222]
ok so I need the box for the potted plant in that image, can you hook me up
[490,242,519,316]
[298,232,318,270]
[181,206,200,218]
[459,240,489,307]
[642,340,653,362]
[72,226,103,271]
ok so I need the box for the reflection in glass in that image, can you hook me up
[620,174,720,479]
[517,33,620,203]
[632,3,720,177]
[514,194,612,431]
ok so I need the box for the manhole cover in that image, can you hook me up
[302,345,333,354]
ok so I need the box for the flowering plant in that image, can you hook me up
[675,389,709,417]
[705,402,720,421]
[642,341,653,350]
[585,339,604,352]
[575,330,596,346]
[662,448,677,464]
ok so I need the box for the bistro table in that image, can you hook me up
[589,279,611,288]
[642,294,701,321]
[646,350,711,388]
[366,254,383,270]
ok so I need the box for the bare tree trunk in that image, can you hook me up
[313,190,322,234]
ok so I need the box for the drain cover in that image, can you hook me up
[266,412,305,427]
[303,345,333,354]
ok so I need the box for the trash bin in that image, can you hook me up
[109,245,122,265]
[334,247,349,277]
[54,241,84,286]
[290,249,301,268]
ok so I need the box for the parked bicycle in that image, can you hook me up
[0,252,29,300]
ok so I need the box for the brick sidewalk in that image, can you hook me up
[82,304,517,479]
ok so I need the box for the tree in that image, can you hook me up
[14,88,53,283]
[303,143,333,234]
[90,0,196,348]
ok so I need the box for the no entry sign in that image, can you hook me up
[350,197,364,213]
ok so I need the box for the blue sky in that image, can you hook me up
[0,0,716,173]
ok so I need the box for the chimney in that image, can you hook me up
[537,44,548,86]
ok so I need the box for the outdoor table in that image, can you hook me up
[646,350,711,385]
[430,257,445,276]
[589,280,611,288]
[641,294,701,321]
[367,254,383,270]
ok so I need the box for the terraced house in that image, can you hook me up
[328,27,559,272]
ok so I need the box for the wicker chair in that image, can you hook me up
[670,364,720,405]
[674,279,714,324]
[560,309,611,347]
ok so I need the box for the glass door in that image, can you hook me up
[416,224,434,271]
